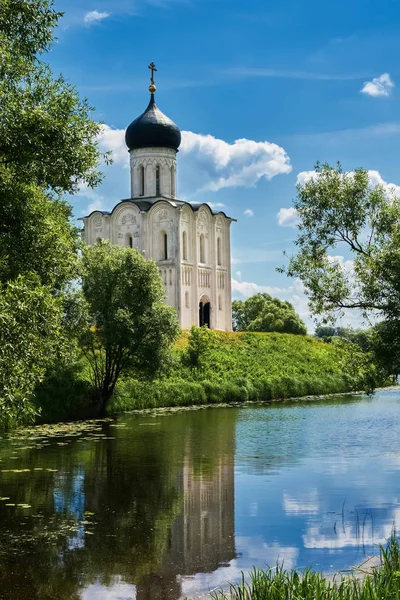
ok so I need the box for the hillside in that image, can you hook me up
[112,329,379,412]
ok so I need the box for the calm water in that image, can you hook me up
[0,390,400,599]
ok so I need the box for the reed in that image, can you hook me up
[209,533,400,600]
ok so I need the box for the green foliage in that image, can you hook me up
[0,276,62,427]
[281,162,400,323]
[211,533,400,600]
[81,242,180,413]
[233,294,307,334]
[115,329,380,412]
[182,325,216,371]
[0,0,103,425]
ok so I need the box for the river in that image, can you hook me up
[0,389,399,599]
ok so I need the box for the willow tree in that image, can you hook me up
[0,0,104,423]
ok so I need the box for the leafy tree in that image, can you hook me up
[232,294,307,334]
[0,0,104,422]
[81,242,180,414]
[0,276,63,426]
[281,162,400,324]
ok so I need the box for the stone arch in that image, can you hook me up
[199,294,211,328]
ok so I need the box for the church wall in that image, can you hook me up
[147,202,180,312]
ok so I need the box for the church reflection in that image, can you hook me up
[137,424,236,600]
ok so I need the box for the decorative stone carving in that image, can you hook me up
[93,216,102,228]
[122,214,137,225]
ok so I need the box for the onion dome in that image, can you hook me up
[125,93,181,151]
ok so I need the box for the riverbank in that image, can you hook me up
[186,537,397,600]
[110,330,380,414]
[35,329,384,423]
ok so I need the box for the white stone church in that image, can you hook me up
[81,65,235,331]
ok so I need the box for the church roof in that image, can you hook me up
[125,94,181,152]
[81,198,236,221]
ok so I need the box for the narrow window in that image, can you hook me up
[171,166,175,197]
[161,231,168,260]
[217,237,222,266]
[125,232,133,248]
[218,295,222,310]
[156,165,160,196]
[139,165,145,196]
[182,231,187,261]
[200,234,205,263]
[185,291,189,308]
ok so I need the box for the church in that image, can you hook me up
[81,64,235,331]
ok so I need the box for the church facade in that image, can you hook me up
[81,65,235,331]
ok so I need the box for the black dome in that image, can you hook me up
[125,94,181,151]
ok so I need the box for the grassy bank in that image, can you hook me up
[208,534,400,600]
[109,329,380,413]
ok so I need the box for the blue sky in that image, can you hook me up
[50,0,400,330]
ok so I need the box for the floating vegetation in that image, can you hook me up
[0,497,10,501]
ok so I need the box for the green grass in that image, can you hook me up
[209,533,400,600]
[110,329,381,413]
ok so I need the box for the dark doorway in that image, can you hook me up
[199,300,211,328]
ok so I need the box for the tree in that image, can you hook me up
[0,0,104,422]
[281,162,400,324]
[81,242,180,414]
[232,294,307,334]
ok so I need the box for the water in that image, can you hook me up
[0,390,400,599]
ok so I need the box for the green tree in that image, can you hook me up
[281,162,400,323]
[81,242,180,414]
[0,0,104,423]
[232,294,307,334]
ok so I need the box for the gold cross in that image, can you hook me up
[148,62,157,86]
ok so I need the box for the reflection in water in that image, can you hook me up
[0,410,236,600]
[0,391,400,598]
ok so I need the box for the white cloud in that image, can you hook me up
[361,73,394,97]
[231,279,286,297]
[277,207,299,227]
[96,125,292,196]
[243,209,254,217]
[84,10,111,25]
[207,202,226,209]
[180,131,292,192]
[235,271,242,281]
[97,125,129,166]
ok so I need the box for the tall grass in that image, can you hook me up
[210,533,400,600]
[110,329,381,414]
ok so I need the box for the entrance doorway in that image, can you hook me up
[199,298,211,328]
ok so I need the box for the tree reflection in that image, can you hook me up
[0,408,237,599]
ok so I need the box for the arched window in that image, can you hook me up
[156,165,160,196]
[185,291,189,308]
[182,231,187,261]
[125,233,133,248]
[217,237,222,266]
[139,165,145,196]
[199,234,205,264]
[171,166,175,197]
[161,231,168,260]
[96,237,102,244]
